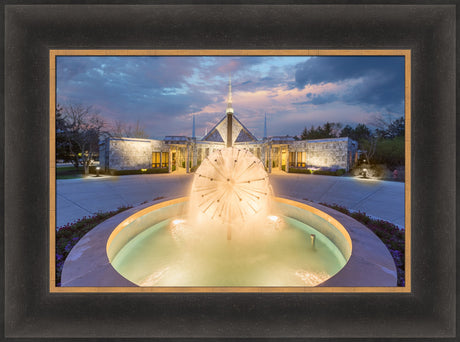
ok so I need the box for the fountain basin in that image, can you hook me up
[61,197,397,289]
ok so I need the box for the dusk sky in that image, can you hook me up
[56,55,405,139]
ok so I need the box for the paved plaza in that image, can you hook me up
[56,172,405,228]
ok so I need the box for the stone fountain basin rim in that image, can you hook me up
[61,196,397,289]
[106,196,353,263]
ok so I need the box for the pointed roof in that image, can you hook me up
[201,113,258,144]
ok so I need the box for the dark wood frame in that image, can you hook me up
[3,2,456,339]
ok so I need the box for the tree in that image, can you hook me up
[371,113,405,139]
[60,103,108,174]
[127,119,149,139]
[359,134,379,164]
[339,123,371,142]
[385,117,405,139]
[112,119,149,139]
[56,104,70,161]
[330,122,342,138]
[300,127,308,140]
[353,123,372,141]
[112,120,126,138]
[300,122,341,140]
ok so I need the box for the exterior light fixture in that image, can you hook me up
[96,166,100,177]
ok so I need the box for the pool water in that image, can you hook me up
[111,216,347,287]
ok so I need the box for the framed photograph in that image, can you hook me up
[4,2,455,340]
[50,49,410,294]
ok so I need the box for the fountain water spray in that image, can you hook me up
[189,147,272,239]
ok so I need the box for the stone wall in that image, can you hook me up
[292,137,357,170]
[194,141,225,163]
[100,138,167,170]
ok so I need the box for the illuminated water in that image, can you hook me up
[111,216,346,286]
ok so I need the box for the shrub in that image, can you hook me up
[313,170,335,176]
[319,202,405,286]
[351,163,388,178]
[312,169,346,176]
[288,168,312,174]
[55,206,132,286]
[109,168,169,175]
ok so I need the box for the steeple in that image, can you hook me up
[226,74,233,114]
[226,74,234,147]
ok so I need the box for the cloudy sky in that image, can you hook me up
[56,55,405,139]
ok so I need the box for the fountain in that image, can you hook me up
[105,116,350,287]
[60,78,397,288]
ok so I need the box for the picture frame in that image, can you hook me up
[3,2,456,339]
[50,48,410,293]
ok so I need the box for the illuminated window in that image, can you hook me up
[152,152,161,168]
[152,152,169,168]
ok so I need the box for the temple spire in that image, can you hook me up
[226,75,233,147]
[226,74,233,114]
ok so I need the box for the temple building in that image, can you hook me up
[99,78,358,174]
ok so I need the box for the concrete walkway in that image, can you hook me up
[56,172,405,228]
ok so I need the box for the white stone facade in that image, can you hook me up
[291,137,358,171]
[100,137,167,171]
[100,136,358,173]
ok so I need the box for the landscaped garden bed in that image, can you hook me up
[318,202,405,286]
[55,206,132,286]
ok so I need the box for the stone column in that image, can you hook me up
[159,150,162,168]
[192,141,198,168]
[286,146,290,173]
[294,151,298,167]
[186,144,190,173]
[168,147,172,173]
[278,147,282,170]
[268,145,272,173]
[261,145,266,168]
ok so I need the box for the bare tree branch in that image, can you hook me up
[60,103,108,174]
